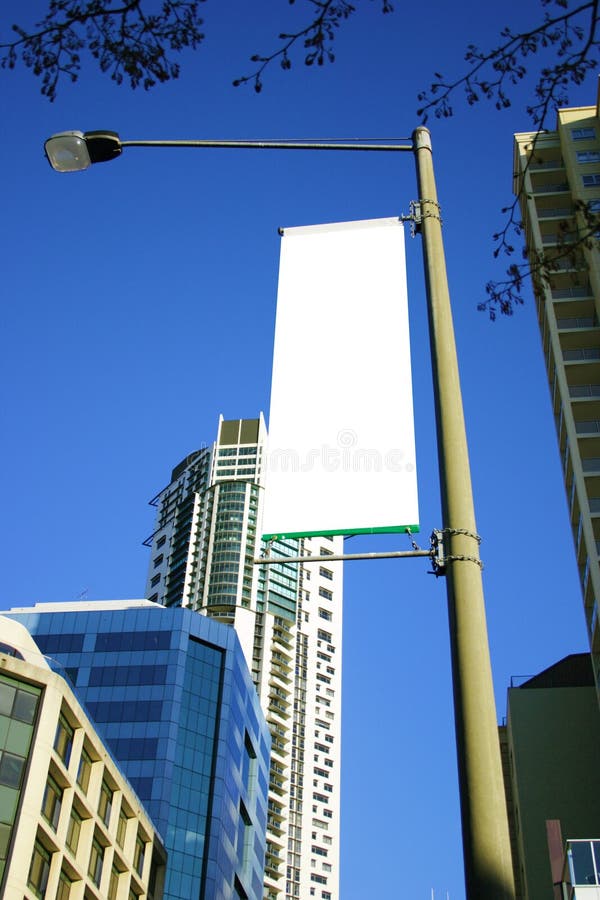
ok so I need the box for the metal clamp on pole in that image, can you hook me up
[429,529,446,576]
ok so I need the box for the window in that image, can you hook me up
[117,808,129,849]
[588,199,600,212]
[156,534,166,548]
[318,608,332,621]
[89,664,167,687]
[42,776,63,831]
[95,631,171,652]
[577,150,600,163]
[34,633,85,655]
[57,870,73,900]
[319,567,333,580]
[582,174,600,187]
[153,554,163,568]
[150,573,161,587]
[88,839,104,887]
[54,715,74,767]
[99,780,113,826]
[109,737,159,760]
[1,683,39,723]
[77,748,92,794]
[134,834,146,876]
[572,127,596,141]
[108,866,121,900]
[318,587,333,601]
[87,699,163,724]
[66,809,82,856]
[28,841,51,897]
[317,629,331,642]
[0,750,25,789]
[311,874,327,884]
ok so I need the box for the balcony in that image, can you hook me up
[543,233,577,246]
[561,839,600,898]
[552,287,592,300]
[558,317,599,330]
[538,205,575,219]
[576,421,600,435]
[564,349,600,362]
[531,180,570,194]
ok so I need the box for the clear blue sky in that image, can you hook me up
[0,1,595,897]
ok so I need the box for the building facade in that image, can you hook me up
[6,600,270,900]
[513,87,600,688]
[143,416,343,900]
[499,654,600,900]
[0,616,166,900]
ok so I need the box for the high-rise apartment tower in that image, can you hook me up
[514,85,600,690]
[144,416,343,900]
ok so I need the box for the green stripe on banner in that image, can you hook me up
[262,524,420,541]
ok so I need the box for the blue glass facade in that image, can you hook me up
[8,603,270,900]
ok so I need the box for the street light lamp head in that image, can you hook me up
[44,130,122,172]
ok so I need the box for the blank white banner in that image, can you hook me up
[262,217,418,540]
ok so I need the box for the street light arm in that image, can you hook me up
[43,130,414,171]
[119,138,414,152]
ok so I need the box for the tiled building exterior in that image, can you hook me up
[7,600,270,900]
[0,616,166,900]
[144,416,343,900]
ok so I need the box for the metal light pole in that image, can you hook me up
[413,126,515,899]
[44,127,516,899]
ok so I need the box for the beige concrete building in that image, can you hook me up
[514,85,600,687]
[0,617,166,900]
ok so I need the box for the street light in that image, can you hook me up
[44,126,516,899]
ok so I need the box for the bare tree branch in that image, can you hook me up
[2,0,598,317]
[479,200,600,320]
[0,0,206,101]
[412,0,599,317]
[416,0,598,124]
[232,0,393,93]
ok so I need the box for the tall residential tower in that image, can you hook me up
[144,416,343,900]
[513,86,600,690]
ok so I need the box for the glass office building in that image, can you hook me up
[0,616,167,900]
[7,600,271,900]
